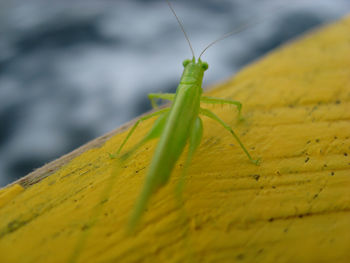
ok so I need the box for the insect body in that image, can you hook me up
[69,3,260,262]
[111,1,259,232]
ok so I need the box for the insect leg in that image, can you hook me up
[200,96,242,119]
[111,108,170,158]
[172,117,203,259]
[120,109,170,162]
[71,111,170,259]
[176,117,203,199]
[148,93,175,108]
[199,108,259,165]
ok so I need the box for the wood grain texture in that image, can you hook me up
[0,16,349,263]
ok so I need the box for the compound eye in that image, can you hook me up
[182,59,191,67]
[201,62,208,71]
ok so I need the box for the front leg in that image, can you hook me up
[148,93,175,108]
[110,108,170,158]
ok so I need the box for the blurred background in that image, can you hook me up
[1,0,349,187]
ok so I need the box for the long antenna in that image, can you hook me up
[199,4,286,59]
[198,20,259,59]
[166,0,195,59]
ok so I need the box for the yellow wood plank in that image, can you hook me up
[0,16,349,263]
[0,184,24,209]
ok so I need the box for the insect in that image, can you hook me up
[69,1,260,261]
[111,0,260,232]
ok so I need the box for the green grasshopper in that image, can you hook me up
[112,0,259,232]
[69,2,260,261]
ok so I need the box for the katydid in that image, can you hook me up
[69,2,260,261]
[112,0,260,232]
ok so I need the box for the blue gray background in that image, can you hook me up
[1,0,349,186]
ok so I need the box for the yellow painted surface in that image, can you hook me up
[0,184,24,209]
[1,17,350,263]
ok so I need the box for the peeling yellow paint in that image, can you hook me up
[1,17,350,263]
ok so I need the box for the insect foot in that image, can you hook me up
[252,158,261,166]
[108,153,117,159]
